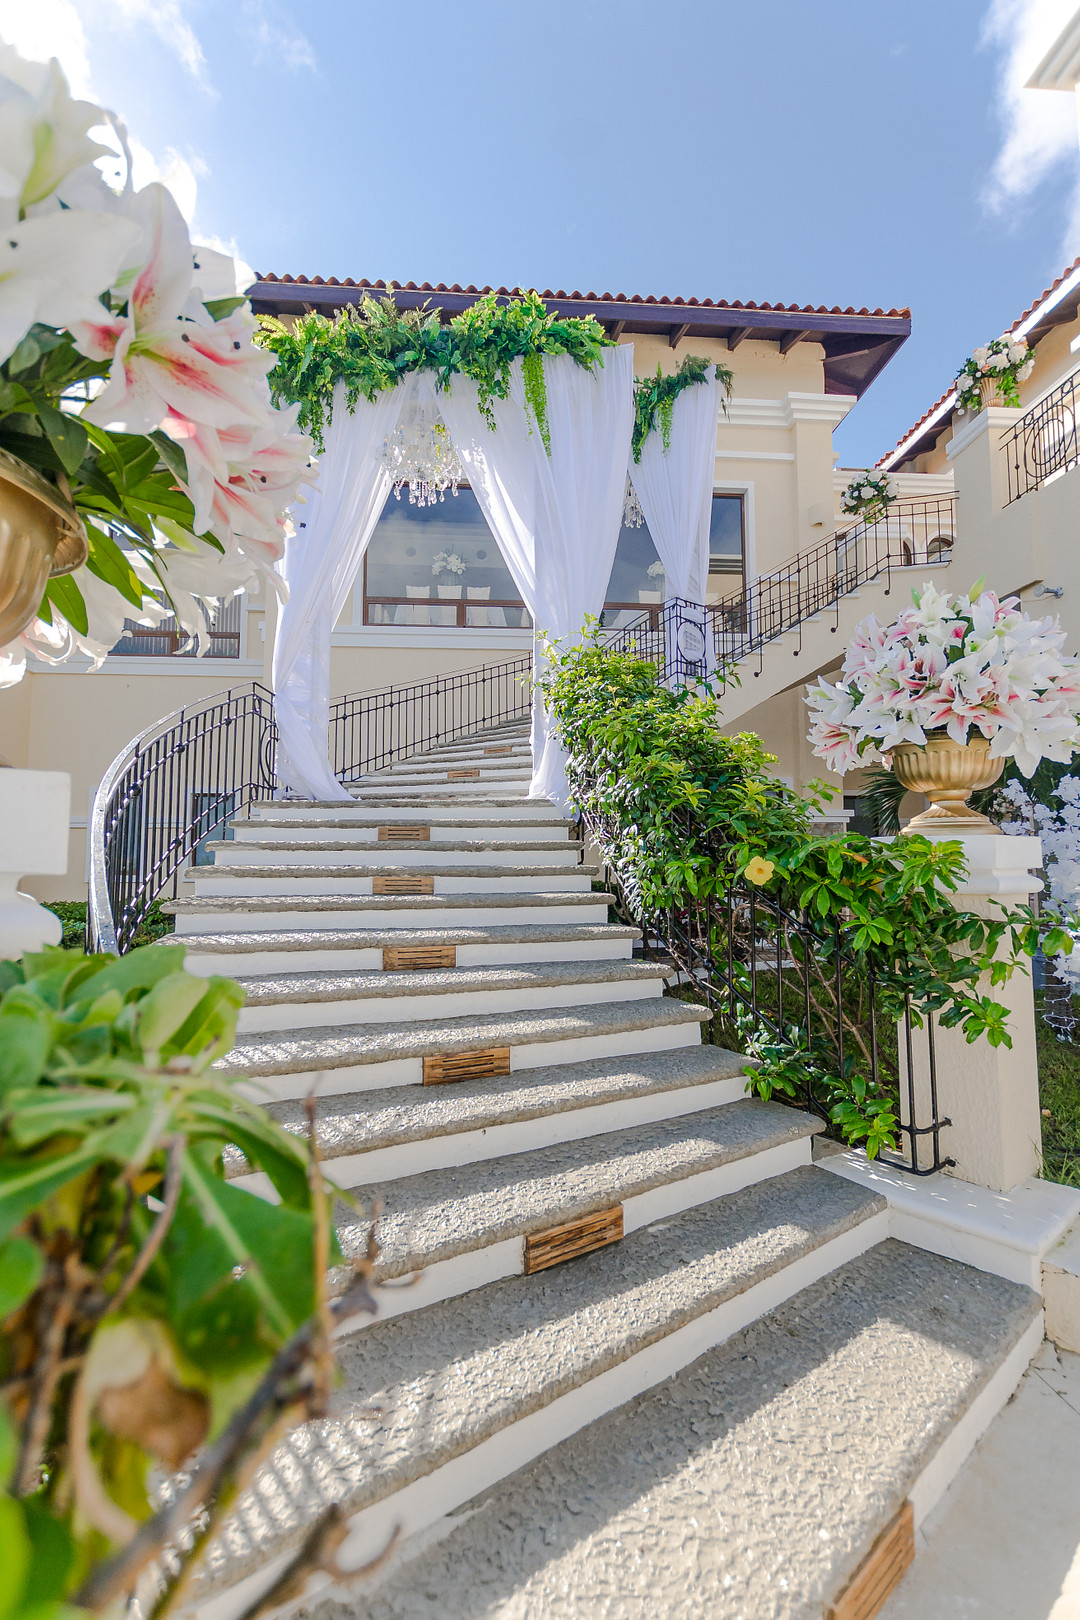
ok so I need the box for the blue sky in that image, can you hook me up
[5,0,1080,465]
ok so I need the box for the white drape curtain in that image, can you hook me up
[273,377,415,800]
[627,366,722,604]
[438,345,635,808]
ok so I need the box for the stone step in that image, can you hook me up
[230,817,574,843]
[364,759,531,780]
[230,1045,751,1190]
[353,782,533,799]
[319,1240,1042,1620]
[165,890,615,937]
[187,863,598,899]
[216,994,710,1101]
[233,958,669,1035]
[248,798,562,821]
[177,922,638,978]
[204,839,584,867]
[186,1164,893,1614]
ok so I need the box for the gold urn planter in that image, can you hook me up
[978,375,1004,409]
[0,448,88,647]
[890,733,1004,831]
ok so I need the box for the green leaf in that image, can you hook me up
[0,1494,30,1620]
[0,1236,43,1319]
[42,574,88,636]
[148,429,190,486]
[0,1011,50,1091]
[203,296,246,321]
[0,1144,102,1244]
[84,525,147,610]
[19,1500,76,1608]
[33,399,89,477]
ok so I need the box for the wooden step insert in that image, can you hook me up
[484,746,513,756]
[373,874,435,896]
[827,1501,914,1620]
[379,824,430,842]
[447,768,480,781]
[423,1047,511,1085]
[383,945,456,971]
[524,1206,624,1274]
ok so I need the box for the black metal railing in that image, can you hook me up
[583,802,950,1176]
[603,494,959,686]
[89,654,532,953]
[1002,368,1080,503]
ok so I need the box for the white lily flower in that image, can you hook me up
[0,206,139,364]
[0,46,114,212]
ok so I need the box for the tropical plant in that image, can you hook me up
[0,42,312,684]
[806,580,1080,779]
[0,942,374,1616]
[539,632,1061,1156]
[630,355,732,463]
[257,290,614,455]
[839,468,900,524]
[954,333,1035,412]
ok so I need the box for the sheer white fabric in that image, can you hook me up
[273,378,415,799]
[628,366,722,604]
[438,345,634,807]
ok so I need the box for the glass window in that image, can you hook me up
[361,489,744,627]
[112,594,242,657]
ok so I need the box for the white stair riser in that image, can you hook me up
[368,766,531,782]
[190,1204,886,1620]
[174,900,612,935]
[191,872,594,898]
[182,938,635,978]
[249,803,563,824]
[234,975,663,1034]
[232,1073,751,1197]
[211,845,582,869]
[232,1019,704,1102]
[231,823,572,844]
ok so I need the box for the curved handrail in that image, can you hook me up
[89,654,532,953]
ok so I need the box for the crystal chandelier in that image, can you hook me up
[382,399,464,507]
[622,473,645,528]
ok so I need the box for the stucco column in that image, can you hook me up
[0,770,70,957]
[901,832,1043,1192]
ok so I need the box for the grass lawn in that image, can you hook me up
[1036,1003,1080,1187]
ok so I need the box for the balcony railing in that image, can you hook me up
[1002,367,1080,503]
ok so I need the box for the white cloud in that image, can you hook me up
[108,0,213,93]
[0,0,93,96]
[241,0,316,72]
[982,0,1080,259]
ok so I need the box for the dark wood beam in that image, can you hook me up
[668,322,690,349]
[779,328,812,355]
[608,319,626,339]
[727,325,752,349]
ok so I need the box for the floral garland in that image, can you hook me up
[257,290,613,454]
[805,580,1080,778]
[630,355,732,463]
[840,469,900,524]
[954,334,1035,413]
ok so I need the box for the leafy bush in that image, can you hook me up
[540,635,1059,1156]
[0,943,367,1615]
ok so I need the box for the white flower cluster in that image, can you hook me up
[954,334,1035,414]
[996,774,1080,992]
[805,581,1080,778]
[647,560,666,578]
[840,469,900,520]
[0,43,313,675]
[431,550,465,577]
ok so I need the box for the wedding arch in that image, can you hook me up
[258,294,729,806]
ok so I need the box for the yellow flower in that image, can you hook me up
[744,857,775,886]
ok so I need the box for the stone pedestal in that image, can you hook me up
[902,832,1043,1193]
[0,769,71,958]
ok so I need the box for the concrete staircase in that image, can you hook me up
[164,718,1040,1620]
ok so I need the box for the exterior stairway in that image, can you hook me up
[163,719,1040,1620]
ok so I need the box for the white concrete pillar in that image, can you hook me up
[902,832,1044,1193]
[0,769,71,958]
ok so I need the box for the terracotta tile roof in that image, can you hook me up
[250,273,910,319]
[878,253,1080,468]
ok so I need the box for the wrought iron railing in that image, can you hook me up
[1002,367,1080,503]
[89,655,531,953]
[582,802,951,1176]
[603,494,959,685]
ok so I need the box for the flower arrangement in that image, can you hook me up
[647,559,665,578]
[0,42,313,681]
[954,334,1035,413]
[806,580,1080,778]
[431,550,465,577]
[840,468,900,524]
